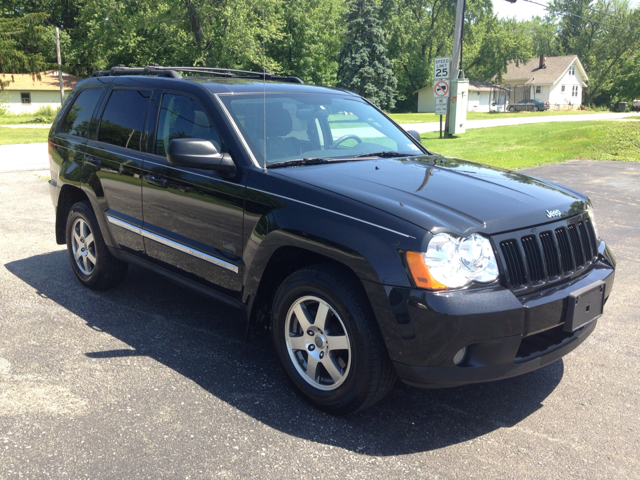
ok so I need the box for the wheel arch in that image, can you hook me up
[244,226,395,339]
[55,185,90,244]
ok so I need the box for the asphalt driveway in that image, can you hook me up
[0,156,638,478]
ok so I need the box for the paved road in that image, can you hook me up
[0,153,638,478]
[400,111,640,133]
[0,143,48,172]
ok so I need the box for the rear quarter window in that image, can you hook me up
[61,88,104,137]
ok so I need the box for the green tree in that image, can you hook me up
[268,0,346,84]
[338,0,397,109]
[0,12,52,75]
[464,17,533,82]
[547,0,640,104]
[382,0,457,111]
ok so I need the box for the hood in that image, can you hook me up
[271,156,588,235]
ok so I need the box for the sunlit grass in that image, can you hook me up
[0,127,49,144]
[419,120,640,169]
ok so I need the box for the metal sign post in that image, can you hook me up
[55,27,64,104]
[444,0,466,137]
[434,57,450,139]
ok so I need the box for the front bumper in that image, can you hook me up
[366,244,615,388]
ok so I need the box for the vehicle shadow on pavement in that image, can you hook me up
[6,251,563,456]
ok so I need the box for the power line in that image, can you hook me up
[562,0,640,28]
[518,0,640,34]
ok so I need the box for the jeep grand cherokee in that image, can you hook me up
[47,65,615,415]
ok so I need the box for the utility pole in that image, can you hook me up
[444,0,465,137]
[55,27,65,105]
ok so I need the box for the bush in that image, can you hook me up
[588,104,610,112]
[32,105,59,123]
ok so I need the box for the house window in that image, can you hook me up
[535,86,541,94]
[21,93,31,104]
[572,85,579,97]
[568,66,575,76]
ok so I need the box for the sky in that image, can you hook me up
[493,0,640,21]
[492,0,550,20]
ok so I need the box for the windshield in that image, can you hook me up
[218,93,423,166]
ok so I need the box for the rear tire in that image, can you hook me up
[65,201,128,290]
[272,264,397,415]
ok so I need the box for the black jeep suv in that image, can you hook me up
[48,66,615,415]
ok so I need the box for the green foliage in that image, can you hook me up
[464,17,533,82]
[545,0,640,105]
[420,121,640,169]
[337,0,397,109]
[1,0,638,112]
[0,13,52,73]
[33,104,59,123]
[268,0,346,84]
[0,126,49,144]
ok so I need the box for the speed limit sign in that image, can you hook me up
[434,57,450,79]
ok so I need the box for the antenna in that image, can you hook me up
[262,8,267,173]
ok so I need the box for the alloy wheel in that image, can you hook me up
[285,295,351,391]
[71,218,97,275]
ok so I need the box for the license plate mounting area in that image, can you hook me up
[564,280,605,332]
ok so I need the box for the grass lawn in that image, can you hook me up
[0,114,39,125]
[420,120,640,170]
[0,127,49,145]
[391,109,602,124]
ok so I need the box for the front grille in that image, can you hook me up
[497,215,598,292]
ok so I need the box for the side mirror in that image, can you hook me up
[167,138,236,175]
[407,130,421,143]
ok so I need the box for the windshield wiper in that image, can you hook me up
[353,151,418,159]
[266,157,330,169]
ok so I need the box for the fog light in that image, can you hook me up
[453,347,467,365]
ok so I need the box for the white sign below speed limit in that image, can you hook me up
[434,57,450,79]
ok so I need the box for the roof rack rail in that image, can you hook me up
[91,65,304,84]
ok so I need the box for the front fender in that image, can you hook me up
[241,175,428,304]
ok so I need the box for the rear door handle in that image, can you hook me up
[144,174,169,188]
[85,155,102,169]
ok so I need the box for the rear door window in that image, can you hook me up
[98,89,151,151]
[61,89,103,137]
[155,93,221,156]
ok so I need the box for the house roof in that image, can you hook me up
[0,71,81,91]
[469,81,499,92]
[499,55,588,85]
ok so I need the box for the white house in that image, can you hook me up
[467,81,495,112]
[416,86,436,113]
[0,71,81,114]
[416,80,505,113]
[500,55,588,110]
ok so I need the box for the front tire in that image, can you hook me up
[272,265,397,415]
[66,201,128,290]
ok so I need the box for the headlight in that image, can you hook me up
[406,233,499,290]
[586,204,599,238]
